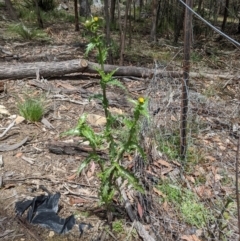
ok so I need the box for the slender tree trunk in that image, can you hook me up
[221,0,229,31]
[110,0,116,23]
[138,0,143,19]
[104,0,113,64]
[34,0,43,28]
[197,0,203,13]
[119,0,131,65]
[5,0,18,21]
[150,0,158,42]
[173,1,184,44]
[74,0,80,31]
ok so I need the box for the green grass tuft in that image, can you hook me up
[18,98,45,122]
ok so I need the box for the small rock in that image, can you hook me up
[49,231,55,237]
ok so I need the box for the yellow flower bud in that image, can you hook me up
[138,97,144,104]
[93,17,99,22]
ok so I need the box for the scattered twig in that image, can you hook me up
[126,220,135,241]
[104,227,118,240]
[0,229,15,238]
[63,184,98,200]
[21,155,35,165]
[0,120,15,138]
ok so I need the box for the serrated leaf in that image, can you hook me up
[77,155,95,174]
[107,79,126,90]
[100,165,116,182]
[116,165,144,193]
[61,128,80,136]
[86,42,96,55]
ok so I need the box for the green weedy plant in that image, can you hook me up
[18,97,45,122]
[64,17,148,214]
[8,23,49,41]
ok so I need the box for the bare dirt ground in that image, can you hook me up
[1,1,240,241]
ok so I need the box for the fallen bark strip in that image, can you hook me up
[48,141,108,158]
[0,137,28,152]
[0,58,239,80]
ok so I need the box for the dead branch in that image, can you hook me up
[0,59,238,80]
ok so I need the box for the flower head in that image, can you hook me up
[85,20,91,27]
[93,16,99,22]
[138,97,145,104]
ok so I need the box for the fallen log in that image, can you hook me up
[0,58,239,80]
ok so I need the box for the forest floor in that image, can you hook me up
[0,1,240,241]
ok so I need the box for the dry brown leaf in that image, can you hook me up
[218,144,226,150]
[15,152,23,158]
[181,234,202,241]
[205,156,216,162]
[15,115,25,124]
[163,201,169,211]
[109,107,124,115]
[57,81,77,90]
[186,175,195,183]
[172,160,181,166]
[171,115,177,121]
[137,201,143,218]
[87,114,106,126]
[214,174,222,182]
[195,185,212,199]
[69,197,88,205]
[161,167,173,175]
[67,173,76,180]
[153,187,166,198]
[157,159,171,167]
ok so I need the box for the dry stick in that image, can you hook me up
[0,120,15,138]
[236,136,240,241]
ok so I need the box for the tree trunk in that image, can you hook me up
[221,0,229,31]
[74,0,80,31]
[119,0,132,65]
[173,1,184,44]
[79,0,91,18]
[104,0,113,64]
[5,0,18,21]
[110,0,116,23]
[150,0,158,42]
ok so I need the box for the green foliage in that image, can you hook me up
[112,220,124,233]
[157,181,214,228]
[157,132,180,160]
[64,17,148,211]
[42,9,75,23]
[7,23,49,41]
[191,51,203,62]
[17,97,45,122]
